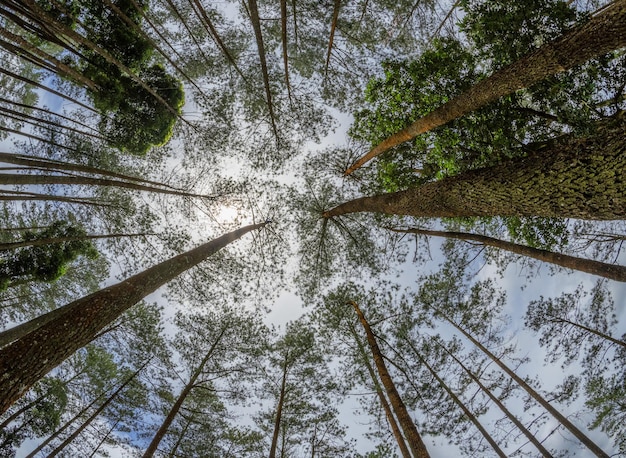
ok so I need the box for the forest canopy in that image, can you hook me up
[0,0,625,457]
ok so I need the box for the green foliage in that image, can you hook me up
[0,221,99,291]
[586,373,626,454]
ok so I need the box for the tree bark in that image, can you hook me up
[326,117,626,221]
[388,227,626,282]
[345,0,626,174]
[0,232,149,251]
[349,300,430,458]
[0,222,266,414]
[434,306,609,457]
[325,0,341,74]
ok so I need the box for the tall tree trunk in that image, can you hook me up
[350,325,411,458]
[344,0,626,174]
[432,338,555,458]
[0,152,182,191]
[46,361,149,458]
[0,232,149,251]
[326,117,626,221]
[325,0,341,74]
[433,306,609,457]
[280,0,293,105]
[0,222,266,414]
[545,316,626,348]
[0,173,214,199]
[0,190,116,207]
[25,388,107,457]
[0,66,97,114]
[142,327,228,457]
[409,345,507,458]
[247,0,280,141]
[388,227,626,282]
[269,355,289,458]
[349,300,430,458]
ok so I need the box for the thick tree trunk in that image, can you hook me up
[345,0,626,174]
[142,327,228,457]
[269,356,289,458]
[327,118,626,220]
[325,0,341,74]
[0,232,149,251]
[349,301,430,458]
[435,307,609,457]
[389,227,626,282]
[0,223,265,414]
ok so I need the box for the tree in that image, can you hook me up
[388,226,626,282]
[325,115,626,220]
[0,221,267,413]
[344,0,626,174]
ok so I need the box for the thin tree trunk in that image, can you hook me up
[188,0,247,81]
[47,361,150,458]
[280,0,293,105]
[0,152,184,191]
[350,325,411,458]
[388,227,626,282]
[269,355,289,458]
[349,300,430,458]
[433,306,609,457]
[10,0,187,127]
[0,222,266,414]
[344,0,626,175]
[0,190,115,207]
[326,117,626,221]
[325,0,341,75]
[0,66,97,114]
[247,0,280,141]
[89,419,119,458]
[0,173,215,199]
[546,316,626,348]
[409,345,507,458]
[432,338,555,458]
[25,390,107,457]
[0,232,149,251]
[142,327,228,457]
[160,0,213,68]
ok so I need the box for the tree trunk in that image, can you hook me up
[0,190,115,207]
[142,328,228,457]
[546,316,626,348]
[411,345,507,458]
[433,338,555,458]
[344,0,626,174]
[269,355,289,458]
[388,227,626,282]
[0,152,182,190]
[350,325,411,458]
[325,0,341,74]
[0,222,266,414]
[0,232,149,251]
[46,361,149,457]
[0,173,214,199]
[280,0,293,105]
[349,300,430,458]
[434,306,609,457]
[326,117,626,221]
[247,0,280,141]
